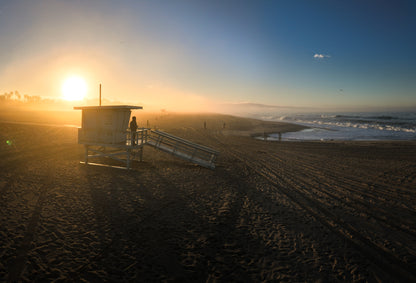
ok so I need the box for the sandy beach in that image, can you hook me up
[1,112,416,282]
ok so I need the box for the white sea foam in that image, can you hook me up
[262,111,416,141]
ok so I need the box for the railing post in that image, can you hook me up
[141,127,144,145]
[172,141,177,153]
[139,146,143,161]
[157,135,163,147]
[209,153,216,164]
[85,145,89,164]
[127,149,131,169]
[191,148,197,159]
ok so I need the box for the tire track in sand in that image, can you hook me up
[204,131,416,282]
[4,146,70,282]
[7,182,50,282]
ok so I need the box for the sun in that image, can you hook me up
[61,76,87,101]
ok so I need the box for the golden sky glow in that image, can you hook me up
[0,1,415,112]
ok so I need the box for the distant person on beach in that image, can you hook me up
[130,116,138,145]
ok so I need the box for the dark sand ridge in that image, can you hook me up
[1,112,416,282]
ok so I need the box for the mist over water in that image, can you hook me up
[256,111,416,141]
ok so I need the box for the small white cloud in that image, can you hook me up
[314,53,331,59]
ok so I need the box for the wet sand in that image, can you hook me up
[1,113,416,282]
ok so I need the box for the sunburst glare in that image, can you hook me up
[61,76,87,101]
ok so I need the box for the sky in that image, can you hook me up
[0,0,415,112]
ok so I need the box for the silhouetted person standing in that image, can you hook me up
[130,116,138,145]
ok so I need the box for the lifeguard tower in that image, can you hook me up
[75,105,219,169]
[74,105,145,169]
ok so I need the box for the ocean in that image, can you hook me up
[257,112,416,141]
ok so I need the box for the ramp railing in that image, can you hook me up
[126,128,150,146]
[146,130,219,169]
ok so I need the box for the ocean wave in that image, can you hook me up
[266,111,416,140]
[295,119,416,133]
[335,115,397,120]
[368,115,397,120]
[320,114,337,118]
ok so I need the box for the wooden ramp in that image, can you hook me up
[146,130,219,169]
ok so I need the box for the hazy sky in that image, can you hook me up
[1,0,415,111]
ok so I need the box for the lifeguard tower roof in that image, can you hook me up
[74,105,142,110]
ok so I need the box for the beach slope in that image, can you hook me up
[1,113,416,282]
